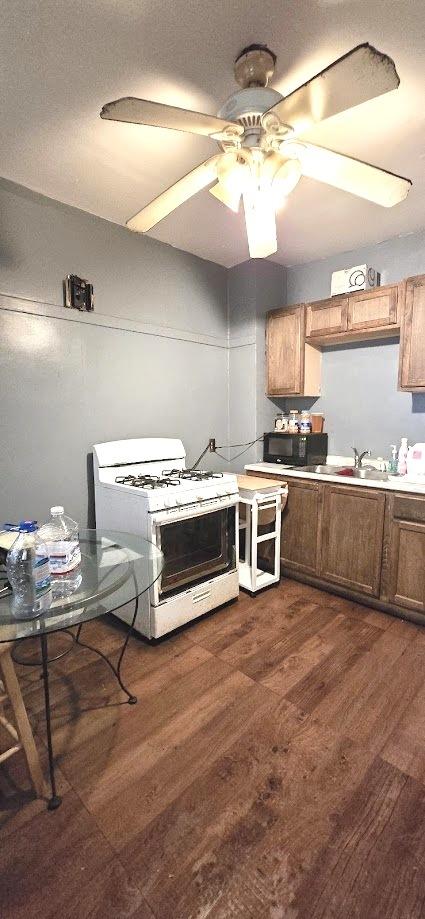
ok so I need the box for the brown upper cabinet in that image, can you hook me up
[398,275,425,391]
[266,304,321,397]
[305,283,400,344]
[348,283,400,333]
[266,274,424,398]
[306,296,348,339]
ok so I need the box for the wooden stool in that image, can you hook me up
[0,642,44,796]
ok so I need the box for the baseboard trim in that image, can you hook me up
[281,565,425,628]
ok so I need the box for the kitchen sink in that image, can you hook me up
[349,469,390,481]
[298,465,390,482]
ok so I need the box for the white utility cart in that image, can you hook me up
[237,475,288,594]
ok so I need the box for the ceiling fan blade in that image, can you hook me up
[126,156,219,232]
[243,189,277,259]
[100,97,242,138]
[285,142,411,207]
[267,44,400,135]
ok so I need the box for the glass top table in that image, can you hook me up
[0,529,163,811]
[0,529,163,642]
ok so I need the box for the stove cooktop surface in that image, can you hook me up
[114,470,225,490]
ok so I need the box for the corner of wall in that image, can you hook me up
[226,258,288,469]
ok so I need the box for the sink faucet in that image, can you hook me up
[353,447,371,469]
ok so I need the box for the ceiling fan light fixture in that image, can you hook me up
[209,153,250,212]
[279,141,307,160]
[209,180,241,213]
[243,186,277,259]
[272,159,302,209]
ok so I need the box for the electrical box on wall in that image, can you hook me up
[64,274,94,311]
[331,265,380,296]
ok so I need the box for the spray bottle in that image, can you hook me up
[389,445,398,474]
[397,438,409,476]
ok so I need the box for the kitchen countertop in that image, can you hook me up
[236,474,286,493]
[244,461,425,496]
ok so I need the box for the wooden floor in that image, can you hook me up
[1,578,425,918]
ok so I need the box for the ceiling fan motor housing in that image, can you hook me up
[217,87,283,146]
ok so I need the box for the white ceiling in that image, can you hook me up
[1,0,424,267]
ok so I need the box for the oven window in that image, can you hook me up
[267,435,293,457]
[158,506,236,598]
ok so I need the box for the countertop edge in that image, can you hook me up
[244,463,425,496]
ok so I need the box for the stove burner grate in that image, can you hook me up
[162,469,223,482]
[115,469,224,489]
[115,474,180,489]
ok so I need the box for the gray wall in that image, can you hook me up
[264,229,425,459]
[227,260,286,470]
[2,171,425,524]
[0,178,229,525]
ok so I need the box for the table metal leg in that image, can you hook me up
[40,633,62,810]
[75,595,139,705]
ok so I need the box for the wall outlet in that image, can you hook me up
[208,438,216,452]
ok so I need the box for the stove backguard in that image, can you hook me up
[154,505,236,600]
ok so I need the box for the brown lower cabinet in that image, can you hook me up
[280,478,322,575]
[382,493,425,614]
[249,470,425,622]
[319,484,385,596]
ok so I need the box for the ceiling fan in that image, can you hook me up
[100,42,412,259]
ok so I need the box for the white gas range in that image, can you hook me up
[93,438,239,638]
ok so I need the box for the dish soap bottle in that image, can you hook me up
[397,438,409,476]
[389,445,398,474]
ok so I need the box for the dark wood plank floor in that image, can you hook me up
[1,578,425,918]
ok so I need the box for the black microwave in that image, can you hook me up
[263,432,328,466]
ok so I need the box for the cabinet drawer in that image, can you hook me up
[392,494,425,524]
[348,284,399,332]
[306,297,348,338]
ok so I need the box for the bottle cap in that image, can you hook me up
[51,506,64,515]
[18,520,37,532]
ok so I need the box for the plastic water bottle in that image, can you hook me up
[38,507,82,597]
[6,521,52,619]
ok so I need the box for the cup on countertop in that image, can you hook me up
[311,413,325,433]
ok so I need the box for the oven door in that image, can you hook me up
[152,503,237,602]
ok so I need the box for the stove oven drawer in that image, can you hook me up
[150,569,239,638]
